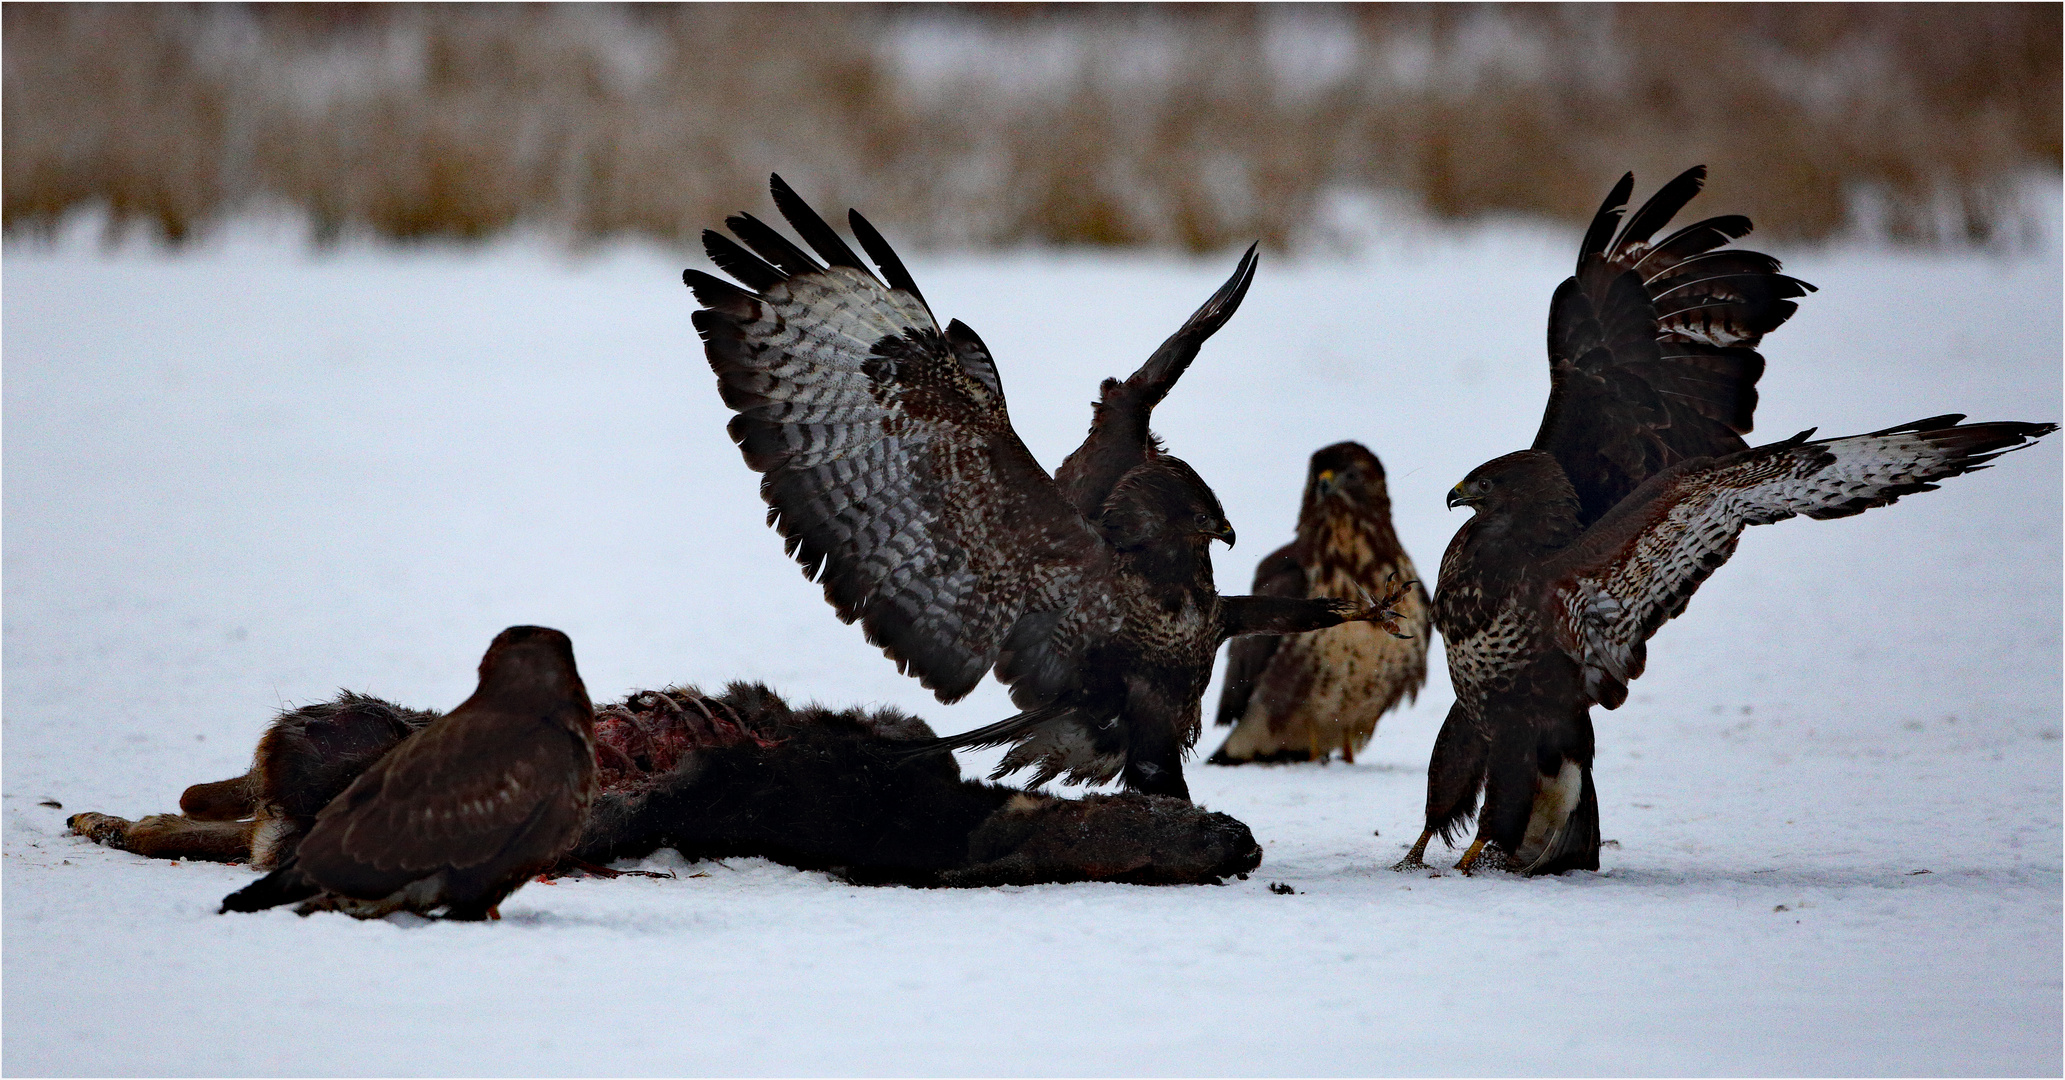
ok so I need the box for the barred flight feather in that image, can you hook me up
[1552,417,2057,709]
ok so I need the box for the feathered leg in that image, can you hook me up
[1395,703,1486,870]
[1461,719,1539,874]
[1122,719,1191,801]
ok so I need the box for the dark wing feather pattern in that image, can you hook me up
[847,208,932,315]
[1547,417,2057,708]
[1534,165,1817,527]
[691,176,1105,703]
[292,714,587,900]
[1213,543,1304,726]
[1054,245,1257,514]
[767,175,873,275]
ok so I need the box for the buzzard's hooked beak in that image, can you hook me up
[1315,469,1337,497]
[1214,523,1237,548]
[1446,483,1477,510]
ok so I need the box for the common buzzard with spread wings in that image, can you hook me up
[220,626,598,918]
[1208,442,1430,764]
[686,176,1408,801]
[1398,167,2057,876]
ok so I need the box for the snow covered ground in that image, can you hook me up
[5,203,2059,1075]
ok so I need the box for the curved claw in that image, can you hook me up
[1350,586,1414,638]
[1455,838,1504,875]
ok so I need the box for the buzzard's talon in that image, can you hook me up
[1453,837,1490,875]
[1347,586,1416,639]
[1391,827,1437,872]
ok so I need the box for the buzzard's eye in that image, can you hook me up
[1474,478,1493,492]
[1193,513,1211,529]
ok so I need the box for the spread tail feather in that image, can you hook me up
[886,701,1075,762]
[1520,767,1601,876]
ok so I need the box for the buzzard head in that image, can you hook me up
[1304,441,1390,516]
[472,625,592,722]
[1098,456,1235,552]
[1447,451,1583,537]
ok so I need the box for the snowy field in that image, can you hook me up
[5,202,2060,1075]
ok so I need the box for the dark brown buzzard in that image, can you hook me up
[1208,442,1430,764]
[220,626,597,919]
[686,176,1409,802]
[1398,166,2057,876]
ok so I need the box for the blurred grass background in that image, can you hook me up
[5,2,2057,251]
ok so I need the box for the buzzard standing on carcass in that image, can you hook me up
[1208,442,1430,764]
[220,626,597,918]
[1397,166,2057,876]
[686,176,1410,802]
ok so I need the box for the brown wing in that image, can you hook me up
[689,175,1107,703]
[1534,166,1816,527]
[1213,542,1305,726]
[293,708,592,900]
[1547,416,2056,709]
[1054,245,1257,515]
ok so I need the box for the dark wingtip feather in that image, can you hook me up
[684,268,756,313]
[1123,241,1261,400]
[703,229,785,292]
[848,208,931,316]
[1909,417,2057,463]
[1195,242,1259,333]
[1230,241,1259,301]
[1613,165,1707,254]
[1868,413,1967,436]
[1578,172,1636,267]
[1639,216,1756,276]
[727,212,825,278]
[768,173,873,277]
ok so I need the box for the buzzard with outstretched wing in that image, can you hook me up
[687,176,1408,801]
[1208,442,1430,764]
[1400,167,2057,876]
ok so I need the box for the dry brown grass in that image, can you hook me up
[4,3,2056,250]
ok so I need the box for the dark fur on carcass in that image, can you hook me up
[71,683,1263,888]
